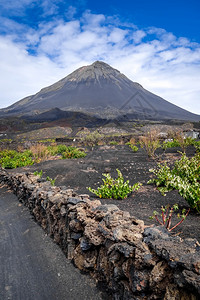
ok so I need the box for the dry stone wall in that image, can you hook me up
[0,170,199,300]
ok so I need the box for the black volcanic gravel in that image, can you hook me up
[10,145,200,241]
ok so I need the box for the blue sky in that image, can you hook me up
[0,0,200,114]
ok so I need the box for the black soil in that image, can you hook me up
[10,145,200,242]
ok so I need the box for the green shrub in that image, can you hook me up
[175,134,195,152]
[109,141,118,145]
[62,146,86,159]
[129,145,138,152]
[87,169,142,199]
[81,130,103,146]
[47,144,68,156]
[194,140,200,152]
[162,139,180,150]
[148,153,200,212]
[162,137,195,151]
[0,149,34,169]
[0,138,12,143]
[57,144,67,154]
[0,144,86,169]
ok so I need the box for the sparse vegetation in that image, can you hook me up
[109,141,118,145]
[81,130,104,146]
[0,144,86,169]
[175,135,194,153]
[46,176,55,186]
[38,138,56,143]
[33,170,55,185]
[139,128,160,158]
[87,169,142,199]
[129,144,138,152]
[126,138,139,152]
[162,139,180,150]
[33,170,43,177]
[30,144,49,162]
[0,138,12,143]
[150,204,190,231]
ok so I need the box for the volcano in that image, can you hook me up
[1,61,199,121]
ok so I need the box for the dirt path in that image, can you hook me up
[0,185,105,300]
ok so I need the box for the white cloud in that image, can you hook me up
[0,11,200,115]
[0,0,64,17]
[132,30,146,44]
[0,36,67,106]
[109,28,129,44]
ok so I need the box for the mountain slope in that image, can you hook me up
[1,61,199,121]
[23,107,106,127]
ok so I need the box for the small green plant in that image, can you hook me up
[34,170,43,177]
[87,169,142,199]
[0,138,12,143]
[62,146,86,159]
[46,176,55,186]
[129,144,138,152]
[109,141,118,145]
[150,204,190,231]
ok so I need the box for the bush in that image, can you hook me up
[148,152,200,212]
[0,149,34,169]
[139,129,160,158]
[0,144,86,169]
[87,169,142,199]
[162,139,180,150]
[57,144,67,154]
[175,134,194,153]
[30,144,49,161]
[193,140,200,153]
[163,137,196,151]
[81,130,103,146]
[62,146,86,159]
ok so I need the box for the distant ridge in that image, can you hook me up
[1,61,199,121]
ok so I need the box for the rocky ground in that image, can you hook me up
[9,144,200,242]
